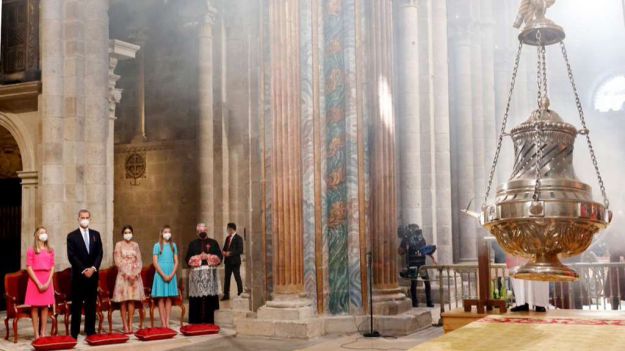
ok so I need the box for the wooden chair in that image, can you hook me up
[52,268,72,336]
[97,266,146,333]
[52,268,105,335]
[4,270,57,343]
[140,264,186,327]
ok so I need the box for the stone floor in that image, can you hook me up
[0,302,444,351]
[170,327,444,351]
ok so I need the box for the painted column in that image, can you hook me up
[396,0,422,227]
[268,0,306,297]
[198,1,217,233]
[368,1,411,314]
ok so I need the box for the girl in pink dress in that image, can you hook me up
[25,226,55,339]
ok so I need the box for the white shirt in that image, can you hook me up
[79,227,97,274]
[80,227,90,253]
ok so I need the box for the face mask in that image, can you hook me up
[199,232,208,239]
[163,233,172,241]
[39,233,48,242]
[123,233,133,241]
[79,219,90,228]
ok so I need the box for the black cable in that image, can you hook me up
[339,336,406,351]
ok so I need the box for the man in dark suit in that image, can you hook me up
[67,209,103,338]
[221,222,243,301]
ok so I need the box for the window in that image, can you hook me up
[594,75,625,113]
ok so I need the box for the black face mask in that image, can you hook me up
[199,232,208,239]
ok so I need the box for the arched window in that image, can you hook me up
[594,75,625,113]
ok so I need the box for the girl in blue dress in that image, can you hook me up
[152,225,179,328]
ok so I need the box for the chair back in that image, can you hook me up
[53,268,73,299]
[98,266,118,298]
[4,270,28,317]
[141,265,155,293]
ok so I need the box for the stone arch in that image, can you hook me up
[0,112,38,269]
[0,112,35,172]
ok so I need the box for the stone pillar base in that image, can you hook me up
[234,296,322,338]
[372,292,413,315]
[215,292,253,327]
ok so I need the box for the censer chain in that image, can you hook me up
[482,41,524,208]
[560,42,610,209]
[532,44,548,202]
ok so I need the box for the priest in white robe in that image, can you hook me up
[507,256,549,312]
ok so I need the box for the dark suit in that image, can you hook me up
[67,228,103,338]
[223,233,243,297]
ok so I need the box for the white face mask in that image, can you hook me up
[39,233,48,242]
[123,233,133,241]
[79,219,90,228]
[163,233,172,241]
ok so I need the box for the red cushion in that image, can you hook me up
[31,336,77,351]
[180,323,220,336]
[134,327,177,341]
[85,333,129,346]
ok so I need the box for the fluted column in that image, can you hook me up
[449,0,477,262]
[198,1,217,233]
[428,0,454,264]
[396,0,422,226]
[368,2,409,314]
[269,0,305,296]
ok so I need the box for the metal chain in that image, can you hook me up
[536,45,544,108]
[482,41,524,208]
[532,121,544,201]
[560,41,610,208]
[532,45,547,202]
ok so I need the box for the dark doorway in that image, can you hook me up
[0,179,21,310]
[0,126,22,311]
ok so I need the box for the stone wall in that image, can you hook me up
[113,141,198,265]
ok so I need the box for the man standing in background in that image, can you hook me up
[221,223,243,301]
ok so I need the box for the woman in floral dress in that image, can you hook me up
[112,225,144,333]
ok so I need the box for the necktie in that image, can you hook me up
[226,235,232,250]
[83,230,90,253]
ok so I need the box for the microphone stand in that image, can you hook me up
[363,251,380,338]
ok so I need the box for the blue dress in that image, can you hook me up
[151,243,179,298]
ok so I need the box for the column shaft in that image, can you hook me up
[369,0,399,293]
[396,0,422,227]
[198,4,217,232]
[269,0,305,295]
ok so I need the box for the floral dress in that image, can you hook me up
[112,241,145,302]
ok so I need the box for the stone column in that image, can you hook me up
[448,0,477,261]
[428,0,454,264]
[369,1,411,315]
[39,0,67,268]
[198,1,217,233]
[108,39,139,263]
[396,0,422,226]
[18,171,38,268]
[132,44,147,143]
[84,0,112,264]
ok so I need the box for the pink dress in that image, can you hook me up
[112,241,145,302]
[25,248,55,307]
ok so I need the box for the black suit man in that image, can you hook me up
[66,209,103,338]
[221,223,243,301]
